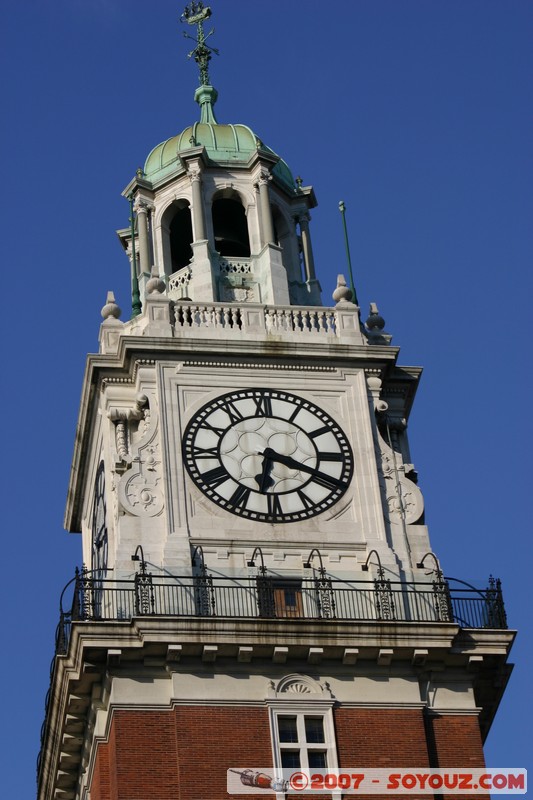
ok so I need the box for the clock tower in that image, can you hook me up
[38,6,514,800]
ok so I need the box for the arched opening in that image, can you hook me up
[271,204,301,289]
[212,197,250,257]
[169,204,193,271]
[271,205,289,250]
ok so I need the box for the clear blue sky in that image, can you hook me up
[2,1,531,796]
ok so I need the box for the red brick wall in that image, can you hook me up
[426,713,486,768]
[88,705,487,800]
[335,708,487,800]
[333,708,429,800]
[335,707,430,767]
[174,705,273,800]
[425,713,488,800]
[88,710,179,799]
[89,705,272,800]
[89,729,110,800]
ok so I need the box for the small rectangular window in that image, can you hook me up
[273,580,303,618]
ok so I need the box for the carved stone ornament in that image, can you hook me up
[117,394,164,517]
[267,674,335,699]
[256,168,272,187]
[332,274,353,305]
[133,198,153,214]
[187,166,201,183]
[219,282,258,303]
[101,290,121,320]
[365,370,389,413]
[379,437,424,525]
[109,394,149,469]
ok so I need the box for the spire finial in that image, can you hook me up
[181,3,219,87]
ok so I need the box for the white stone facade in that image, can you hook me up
[65,278,433,592]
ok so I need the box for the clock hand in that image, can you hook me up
[261,448,345,488]
[255,455,275,493]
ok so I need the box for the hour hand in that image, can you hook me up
[255,455,275,493]
[262,447,317,474]
[261,447,301,471]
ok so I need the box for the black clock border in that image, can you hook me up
[91,460,109,572]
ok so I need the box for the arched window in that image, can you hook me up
[271,204,302,293]
[212,196,250,257]
[271,205,289,250]
[169,204,193,271]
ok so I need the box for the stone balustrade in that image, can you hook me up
[168,265,193,296]
[169,299,362,342]
[100,296,365,353]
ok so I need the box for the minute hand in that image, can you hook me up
[261,448,345,488]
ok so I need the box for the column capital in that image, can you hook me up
[187,165,202,183]
[133,198,154,214]
[255,168,272,188]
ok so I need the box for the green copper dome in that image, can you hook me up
[143,86,296,192]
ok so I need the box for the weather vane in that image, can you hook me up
[181,2,219,86]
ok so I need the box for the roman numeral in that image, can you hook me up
[288,405,301,423]
[297,490,315,510]
[309,471,344,491]
[229,484,252,509]
[253,394,273,417]
[317,452,344,462]
[192,446,219,459]
[200,421,227,437]
[201,465,229,488]
[218,399,245,425]
[266,493,283,518]
[309,425,331,439]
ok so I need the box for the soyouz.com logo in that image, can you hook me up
[227,767,527,794]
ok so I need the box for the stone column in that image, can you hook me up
[134,201,152,275]
[299,213,317,282]
[188,165,206,241]
[257,170,275,246]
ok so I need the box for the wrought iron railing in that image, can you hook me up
[55,570,507,656]
[39,570,507,778]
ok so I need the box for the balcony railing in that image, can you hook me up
[55,571,507,656]
[169,301,341,336]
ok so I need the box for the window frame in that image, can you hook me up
[269,702,339,775]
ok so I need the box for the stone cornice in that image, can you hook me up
[63,617,516,670]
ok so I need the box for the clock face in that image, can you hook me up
[92,461,108,574]
[182,389,353,523]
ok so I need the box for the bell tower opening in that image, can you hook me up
[271,203,306,301]
[169,202,193,271]
[212,195,251,257]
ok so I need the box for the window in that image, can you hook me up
[273,580,303,618]
[276,714,330,771]
[268,675,339,784]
